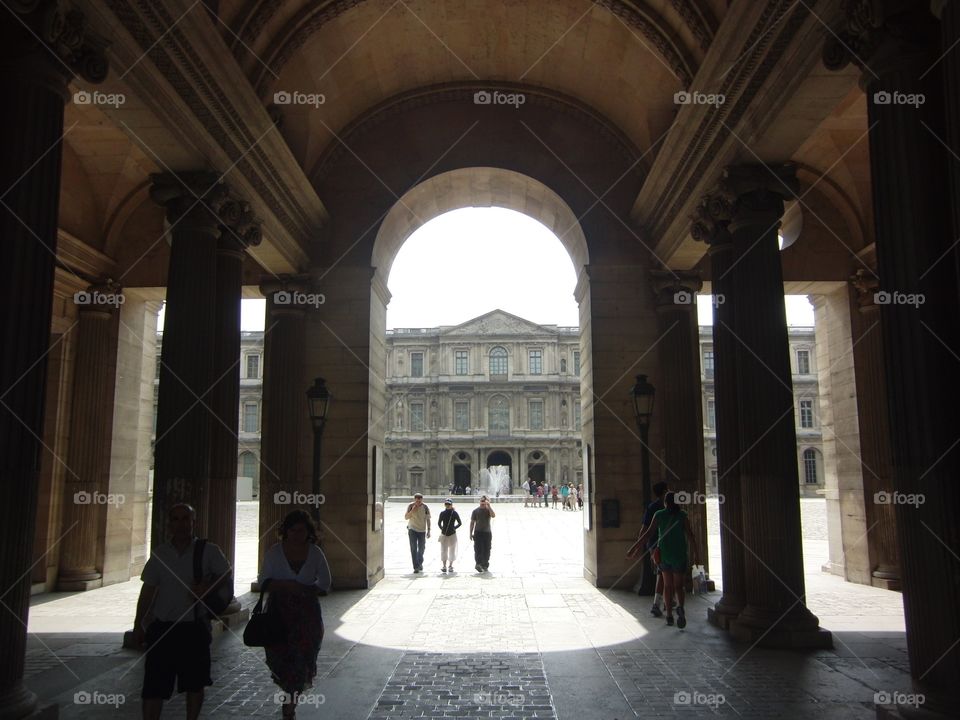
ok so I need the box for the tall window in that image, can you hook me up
[489,396,509,436]
[243,402,258,432]
[410,402,425,431]
[238,451,259,482]
[710,468,718,486]
[574,402,581,430]
[703,349,714,377]
[246,354,260,379]
[803,448,818,483]
[489,346,507,376]
[455,350,468,375]
[706,399,716,429]
[796,349,810,375]
[410,469,423,488]
[454,400,469,431]
[799,399,814,428]
[573,351,581,376]
[560,358,567,373]
[528,349,542,375]
[529,400,544,430]
[410,352,424,378]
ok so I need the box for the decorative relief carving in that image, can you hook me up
[11,0,110,83]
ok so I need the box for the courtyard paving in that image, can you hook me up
[24,500,909,718]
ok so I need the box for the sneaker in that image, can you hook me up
[677,607,686,629]
[448,565,454,573]
[665,615,674,626]
[482,566,489,572]
[650,605,663,618]
[441,566,447,573]
[413,567,422,574]
[476,563,483,572]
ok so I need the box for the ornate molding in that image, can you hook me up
[692,164,798,239]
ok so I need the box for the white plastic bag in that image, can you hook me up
[692,564,707,594]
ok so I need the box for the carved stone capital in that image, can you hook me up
[219,198,263,250]
[850,268,882,311]
[690,191,733,246]
[261,275,323,317]
[74,278,123,317]
[650,270,703,309]
[720,164,797,234]
[150,172,230,233]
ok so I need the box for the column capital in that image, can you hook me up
[219,198,263,251]
[150,172,230,232]
[722,164,797,235]
[650,270,702,309]
[690,192,733,248]
[73,279,123,318]
[850,269,882,311]
[822,1,940,83]
[261,275,324,317]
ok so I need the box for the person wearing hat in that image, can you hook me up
[404,492,431,573]
[436,499,462,573]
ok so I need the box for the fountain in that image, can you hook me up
[480,465,511,497]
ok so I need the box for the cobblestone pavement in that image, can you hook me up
[26,500,909,718]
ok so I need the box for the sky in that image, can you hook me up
[156,207,814,330]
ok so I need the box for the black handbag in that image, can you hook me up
[243,580,286,647]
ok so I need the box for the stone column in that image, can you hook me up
[0,4,107,717]
[849,272,899,590]
[58,284,122,590]
[718,164,830,648]
[692,205,746,629]
[150,173,229,548]
[257,282,307,567]
[936,0,960,307]
[207,212,261,569]
[826,6,960,709]
[649,271,708,575]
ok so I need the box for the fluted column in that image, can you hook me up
[719,164,830,648]
[936,0,960,306]
[150,173,228,548]
[849,272,900,589]
[58,284,122,590]
[257,282,307,569]
[207,211,262,569]
[692,202,746,629]
[826,5,960,709]
[0,3,108,716]
[649,271,708,577]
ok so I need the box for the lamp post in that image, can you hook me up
[631,374,656,594]
[306,377,331,525]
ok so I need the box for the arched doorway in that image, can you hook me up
[484,450,513,496]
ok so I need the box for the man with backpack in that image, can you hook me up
[132,502,232,720]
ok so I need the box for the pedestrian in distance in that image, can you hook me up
[470,495,496,572]
[404,492,431,573]
[437,498,462,573]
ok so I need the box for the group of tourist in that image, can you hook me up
[521,478,582,510]
[404,492,496,573]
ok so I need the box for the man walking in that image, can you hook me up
[470,495,496,572]
[404,492,431,573]
[132,503,231,720]
[632,481,669,615]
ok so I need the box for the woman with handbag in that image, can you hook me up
[258,510,331,719]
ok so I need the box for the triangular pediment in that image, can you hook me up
[442,309,557,337]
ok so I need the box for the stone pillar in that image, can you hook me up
[718,164,830,648]
[692,206,746,629]
[207,213,261,569]
[826,6,960,709]
[58,285,122,590]
[849,272,899,590]
[0,4,107,717]
[649,271,708,574]
[937,0,960,306]
[257,282,306,567]
[150,173,230,548]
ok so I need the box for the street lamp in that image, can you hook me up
[306,377,331,524]
[631,374,656,594]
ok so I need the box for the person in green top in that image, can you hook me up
[630,491,700,628]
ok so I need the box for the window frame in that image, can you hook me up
[799,399,814,429]
[528,348,543,375]
[410,351,424,378]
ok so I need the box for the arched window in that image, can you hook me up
[803,448,818,484]
[489,346,508,376]
[238,452,259,482]
[489,396,510,436]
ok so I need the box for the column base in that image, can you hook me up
[729,604,833,648]
[56,575,103,592]
[707,596,744,630]
[0,683,39,720]
[872,567,901,592]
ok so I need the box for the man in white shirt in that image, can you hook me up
[403,492,431,573]
[132,503,231,720]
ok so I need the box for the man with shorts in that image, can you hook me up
[633,481,668,615]
[132,502,231,719]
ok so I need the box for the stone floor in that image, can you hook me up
[24,500,910,718]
